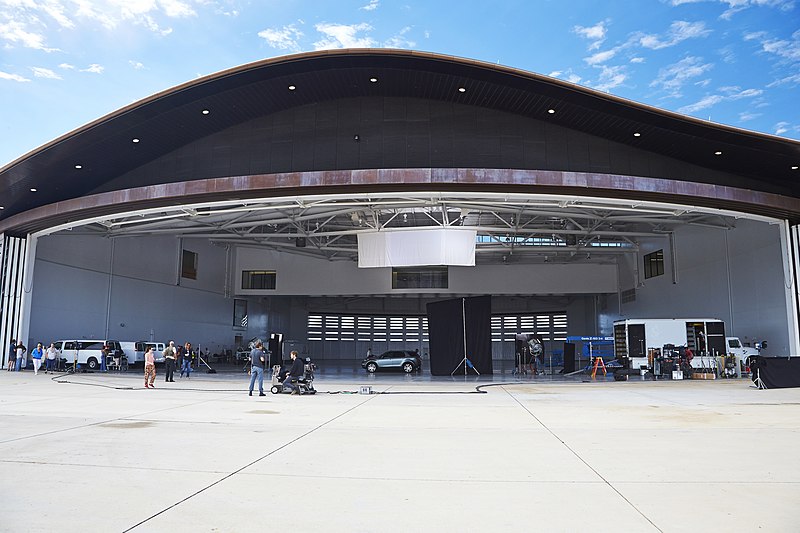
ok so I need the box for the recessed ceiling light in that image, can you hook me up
[792,166,799,170]
[714,151,723,155]
[547,109,555,114]
[201,109,210,115]
[30,188,37,192]
[633,132,641,137]
[74,164,82,169]
[132,138,140,143]
[369,77,378,83]
[458,87,466,93]
[288,85,296,91]
[0,206,4,210]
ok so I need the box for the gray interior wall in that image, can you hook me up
[235,246,617,295]
[610,219,791,355]
[29,234,250,353]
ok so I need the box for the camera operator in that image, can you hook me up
[282,351,304,395]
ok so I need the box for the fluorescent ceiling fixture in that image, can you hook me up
[547,109,555,114]
[458,87,466,92]
[201,109,210,115]
[132,138,140,143]
[74,164,82,169]
[792,166,798,170]
[30,188,37,192]
[369,77,378,83]
[633,132,641,137]
[288,85,296,91]
[714,151,723,155]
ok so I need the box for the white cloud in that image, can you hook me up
[593,65,627,92]
[720,0,796,20]
[0,70,31,82]
[639,20,711,49]
[695,78,712,87]
[360,0,380,11]
[630,56,645,63]
[30,67,62,79]
[0,0,198,44]
[548,69,582,84]
[678,87,762,114]
[59,63,75,70]
[0,20,58,51]
[80,64,104,74]
[129,60,145,70]
[730,88,763,98]
[649,56,714,97]
[584,48,617,65]
[678,94,725,113]
[775,121,790,135]
[384,26,415,49]
[313,22,376,50]
[258,24,304,52]
[767,72,800,86]
[573,20,608,51]
[739,111,762,121]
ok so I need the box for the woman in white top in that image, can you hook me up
[144,348,156,389]
[45,343,59,373]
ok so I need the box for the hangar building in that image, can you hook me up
[1,49,799,366]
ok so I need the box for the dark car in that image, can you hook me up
[361,350,422,373]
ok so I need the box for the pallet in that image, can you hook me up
[692,372,716,380]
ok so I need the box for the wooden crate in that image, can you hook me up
[692,372,716,380]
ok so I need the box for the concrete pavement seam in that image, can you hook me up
[122,386,389,532]
[501,385,665,533]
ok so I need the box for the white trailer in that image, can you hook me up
[613,318,727,372]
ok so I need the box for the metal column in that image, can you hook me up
[0,234,27,366]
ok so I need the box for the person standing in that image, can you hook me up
[31,343,44,375]
[180,342,195,379]
[248,341,266,397]
[163,341,176,382]
[7,339,16,372]
[15,342,26,372]
[143,348,156,388]
[45,343,58,373]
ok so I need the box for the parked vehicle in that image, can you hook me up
[361,350,422,373]
[726,337,762,371]
[53,340,123,370]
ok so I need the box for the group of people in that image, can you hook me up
[142,340,196,389]
[248,343,305,397]
[6,339,60,375]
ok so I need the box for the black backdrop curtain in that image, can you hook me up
[426,296,492,376]
[750,356,800,388]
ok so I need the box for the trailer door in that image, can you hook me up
[627,324,645,359]
[706,321,726,357]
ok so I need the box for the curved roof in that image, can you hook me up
[2,48,800,230]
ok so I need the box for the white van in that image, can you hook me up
[53,340,123,370]
[138,341,166,364]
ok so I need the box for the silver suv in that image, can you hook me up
[361,350,422,373]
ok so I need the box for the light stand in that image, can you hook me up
[753,368,767,389]
[451,298,480,376]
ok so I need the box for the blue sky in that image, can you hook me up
[1,0,799,167]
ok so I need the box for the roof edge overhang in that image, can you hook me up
[2,168,796,236]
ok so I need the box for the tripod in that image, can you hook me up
[451,298,480,376]
[753,368,767,389]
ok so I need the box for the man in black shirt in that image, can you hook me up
[282,351,304,395]
[248,341,266,397]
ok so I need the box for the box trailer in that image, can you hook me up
[613,318,726,372]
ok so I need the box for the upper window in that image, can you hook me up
[392,267,448,289]
[643,250,664,279]
[181,249,198,280]
[242,270,277,290]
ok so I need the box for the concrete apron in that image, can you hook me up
[0,371,798,532]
